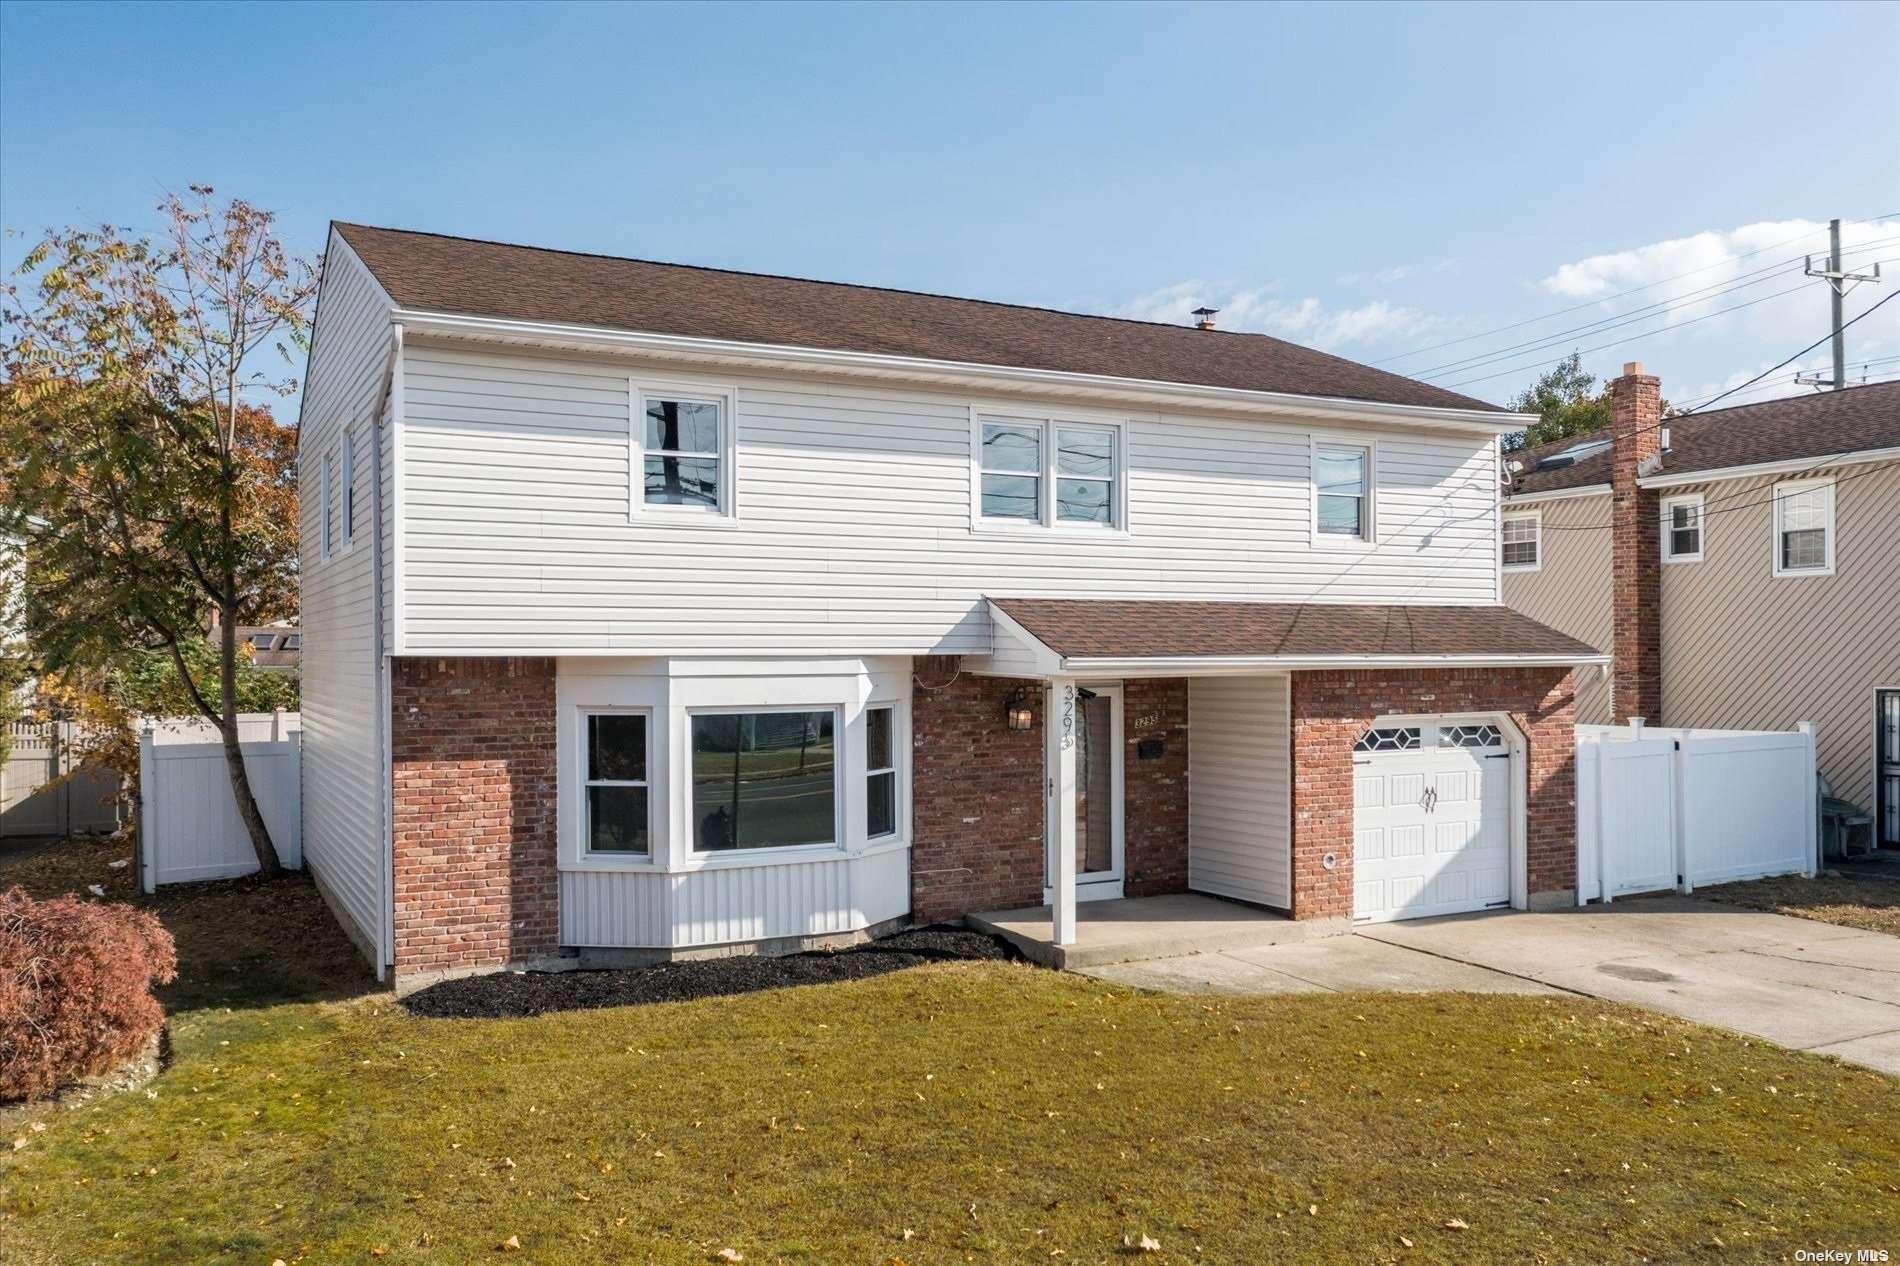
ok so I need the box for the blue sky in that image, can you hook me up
[3,0,1896,414]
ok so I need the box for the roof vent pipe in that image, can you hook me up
[1191,306,1218,331]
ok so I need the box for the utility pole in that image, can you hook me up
[1795,218,1884,390]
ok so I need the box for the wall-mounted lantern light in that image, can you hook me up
[1004,686,1035,732]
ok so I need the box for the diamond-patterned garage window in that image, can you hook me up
[1353,726,1420,753]
[1438,723,1503,749]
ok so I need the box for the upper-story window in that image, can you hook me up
[1661,493,1703,563]
[320,449,335,561]
[976,412,1122,529]
[1773,478,1834,576]
[1314,442,1371,541]
[1501,510,1540,571]
[644,397,723,510]
[341,428,356,548]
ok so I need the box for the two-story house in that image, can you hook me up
[1502,369,1899,851]
[299,224,1603,988]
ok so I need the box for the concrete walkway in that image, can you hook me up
[1083,896,1900,1076]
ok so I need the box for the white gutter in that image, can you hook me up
[1056,651,1610,677]
[1502,482,1611,505]
[391,308,1532,435]
[1637,445,1900,490]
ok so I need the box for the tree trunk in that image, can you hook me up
[218,593,281,876]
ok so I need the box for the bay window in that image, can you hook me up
[866,704,898,840]
[691,709,838,852]
[584,712,650,855]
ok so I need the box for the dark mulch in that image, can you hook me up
[402,924,1021,1020]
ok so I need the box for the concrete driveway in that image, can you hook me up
[1083,896,1900,1075]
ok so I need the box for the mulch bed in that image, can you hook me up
[402,925,1021,1020]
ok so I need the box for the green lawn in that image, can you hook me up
[3,843,1898,1264]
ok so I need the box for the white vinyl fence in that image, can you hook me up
[1,720,122,839]
[1576,720,1818,903]
[139,712,302,892]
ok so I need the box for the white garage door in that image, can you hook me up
[1352,722,1511,923]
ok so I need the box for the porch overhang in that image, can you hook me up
[974,598,1609,679]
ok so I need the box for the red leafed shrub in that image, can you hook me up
[0,886,178,1102]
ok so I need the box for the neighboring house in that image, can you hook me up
[207,609,302,673]
[1501,369,1899,846]
[299,223,1604,987]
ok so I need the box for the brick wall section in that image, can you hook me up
[1610,364,1664,724]
[391,657,558,977]
[1288,667,1579,919]
[909,661,1191,922]
[1121,678,1189,897]
[909,657,1046,922]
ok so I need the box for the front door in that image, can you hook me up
[1880,689,1900,849]
[1047,684,1124,901]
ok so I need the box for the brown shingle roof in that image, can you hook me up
[990,598,1601,661]
[334,223,1501,414]
[1507,379,1900,498]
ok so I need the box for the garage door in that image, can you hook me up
[1352,722,1511,923]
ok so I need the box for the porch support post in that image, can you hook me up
[1047,676,1079,948]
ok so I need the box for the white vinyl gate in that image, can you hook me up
[139,714,303,892]
[1,721,122,839]
[1576,721,1817,902]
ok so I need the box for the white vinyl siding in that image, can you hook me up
[297,232,395,969]
[1186,675,1290,909]
[396,341,1502,655]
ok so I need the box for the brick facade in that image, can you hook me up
[909,658,1191,922]
[391,657,558,979]
[1120,677,1190,897]
[1610,363,1664,724]
[1288,667,1579,919]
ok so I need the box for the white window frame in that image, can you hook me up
[1660,492,1703,564]
[1771,477,1835,577]
[969,405,1130,535]
[685,703,845,857]
[1309,435,1377,547]
[630,379,739,524]
[1501,508,1541,572]
[864,701,904,842]
[319,448,335,562]
[340,427,356,549]
[581,708,654,860]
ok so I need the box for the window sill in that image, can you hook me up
[1662,554,1704,566]
[631,506,742,529]
[971,521,1130,542]
[1312,533,1377,551]
[1501,561,1540,574]
[1772,566,1835,579]
[560,837,908,875]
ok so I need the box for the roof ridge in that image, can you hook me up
[330,221,1453,380]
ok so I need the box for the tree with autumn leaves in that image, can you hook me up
[1,189,315,874]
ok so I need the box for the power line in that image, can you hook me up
[1418,237,1900,383]
[1443,280,1818,389]
[1369,223,1835,366]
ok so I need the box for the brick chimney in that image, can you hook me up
[1609,361,1663,724]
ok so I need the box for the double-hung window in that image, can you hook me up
[691,709,838,852]
[341,428,356,548]
[1501,511,1541,570]
[584,713,650,856]
[977,413,1122,528]
[1314,443,1371,540]
[640,392,728,513]
[865,704,898,840]
[320,450,335,561]
[1661,493,1702,563]
[1773,478,1834,576]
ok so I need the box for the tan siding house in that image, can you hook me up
[1501,374,1900,839]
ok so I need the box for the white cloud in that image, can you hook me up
[1110,281,1439,351]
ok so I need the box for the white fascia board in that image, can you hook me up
[1057,651,1610,677]
[391,308,1531,436]
[1638,446,1900,490]
[1501,483,1611,505]
[982,601,1065,676]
